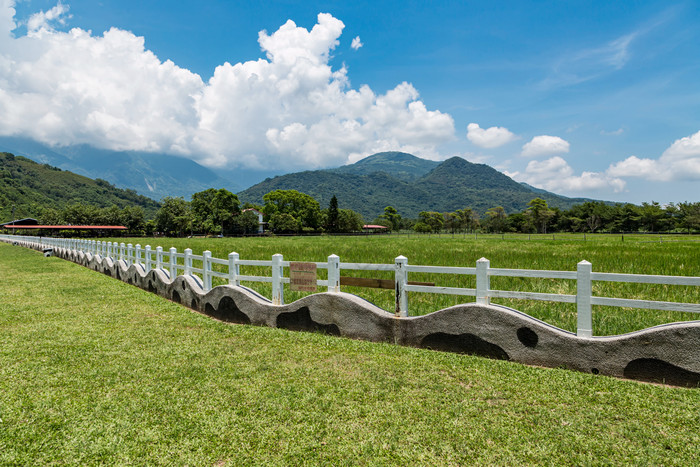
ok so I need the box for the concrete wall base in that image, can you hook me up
[8,239,700,387]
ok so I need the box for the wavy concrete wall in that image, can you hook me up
[8,240,700,387]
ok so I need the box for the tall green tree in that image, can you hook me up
[121,206,145,232]
[635,201,665,232]
[526,198,555,233]
[484,206,507,233]
[262,190,321,230]
[232,210,262,234]
[337,209,364,232]
[415,211,444,233]
[269,213,300,233]
[455,207,478,232]
[191,188,240,235]
[678,202,700,232]
[326,195,339,232]
[155,197,191,237]
[379,206,402,232]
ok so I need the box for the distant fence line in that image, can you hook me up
[2,234,699,338]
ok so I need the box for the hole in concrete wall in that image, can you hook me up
[191,298,199,310]
[591,368,599,375]
[172,291,181,304]
[421,333,510,361]
[276,307,340,336]
[623,358,700,388]
[517,327,538,348]
[147,280,156,293]
[204,297,251,325]
[182,282,186,291]
[103,269,112,277]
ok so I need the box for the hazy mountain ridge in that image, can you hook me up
[0,137,241,201]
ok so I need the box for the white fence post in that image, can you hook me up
[120,243,125,262]
[145,245,152,272]
[169,247,177,279]
[184,248,192,275]
[203,250,212,291]
[395,255,408,317]
[135,244,142,267]
[228,252,240,286]
[127,243,133,266]
[327,254,340,293]
[476,257,490,305]
[272,253,284,305]
[577,260,593,338]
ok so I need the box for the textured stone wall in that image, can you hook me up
[8,239,700,387]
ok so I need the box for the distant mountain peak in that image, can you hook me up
[354,151,424,164]
[333,151,439,180]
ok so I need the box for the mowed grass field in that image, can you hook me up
[1,242,699,465]
[106,233,700,336]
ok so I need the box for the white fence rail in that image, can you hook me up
[2,234,699,338]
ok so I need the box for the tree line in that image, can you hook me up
[154,190,364,236]
[25,187,700,236]
[410,199,700,234]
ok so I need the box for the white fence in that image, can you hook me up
[3,234,699,338]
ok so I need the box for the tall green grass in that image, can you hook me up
[103,234,700,336]
[1,243,699,465]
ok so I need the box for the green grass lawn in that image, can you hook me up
[105,233,700,336]
[1,242,699,465]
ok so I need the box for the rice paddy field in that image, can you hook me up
[106,233,700,336]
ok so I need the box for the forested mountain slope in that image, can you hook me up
[0,152,160,221]
[239,152,595,218]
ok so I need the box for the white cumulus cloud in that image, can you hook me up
[521,135,570,158]
[509,156,626,193]
[351,35,363,50]
[26,1,70,35]
[0,3,454,170]
[607,130,700,181]
[466,123,516,148]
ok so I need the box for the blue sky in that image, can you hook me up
[3,0,700,203]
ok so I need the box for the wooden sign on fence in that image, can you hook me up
[289,262,317,292]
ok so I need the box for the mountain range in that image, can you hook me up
[239,152,596,219]
[0,137,276,201]
[1,135,600,220]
